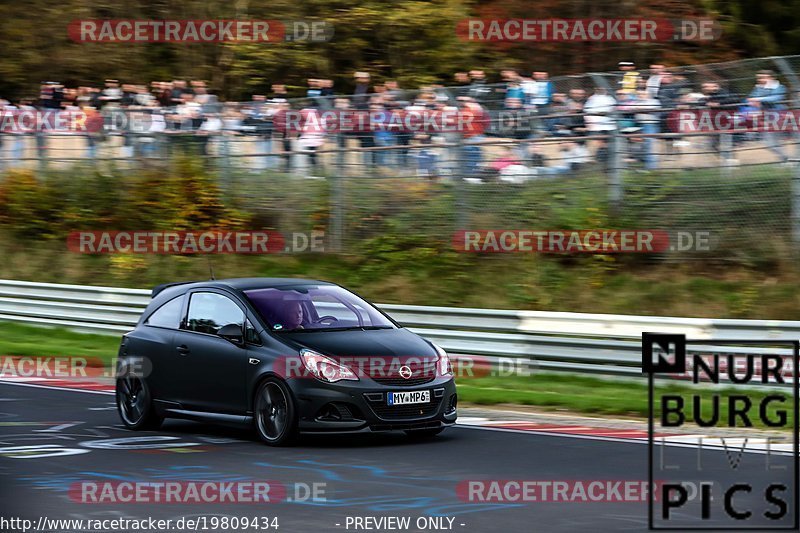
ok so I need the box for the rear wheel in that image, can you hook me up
[116,372,162,430]
[405,427,444,440]
[254,378,298,446]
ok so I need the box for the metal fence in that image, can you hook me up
[3,55,800,258]
[0,279,796,382]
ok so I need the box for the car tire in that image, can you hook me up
[116,372,163,430]
[254,378,298,446]
[404,427,445,440]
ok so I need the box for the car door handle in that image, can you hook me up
[176,345,190,355]
[249,358,260,365]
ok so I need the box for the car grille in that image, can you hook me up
[367,396,443,421]
[371,375,435,387]
[370,358,438,387]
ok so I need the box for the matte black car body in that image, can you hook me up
[116,278,457,445]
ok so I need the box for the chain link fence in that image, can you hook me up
[3,55,800,261]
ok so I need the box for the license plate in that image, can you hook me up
[387,390,430,406]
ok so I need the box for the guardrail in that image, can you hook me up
[0,279,797,378]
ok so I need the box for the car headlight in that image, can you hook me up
[300,349,359,383]
[433,344,453,376]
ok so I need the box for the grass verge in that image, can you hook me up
[0,322,121,361]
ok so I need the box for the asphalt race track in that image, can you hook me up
[0,382,796,532]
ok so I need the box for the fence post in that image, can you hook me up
[719,133,733,178]
[220,134,232,188]
[329,168,344,253]
[609,130,623,215]
[36,132,48,172]
[455,134,468,229]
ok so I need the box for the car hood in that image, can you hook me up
[279,328,438,360]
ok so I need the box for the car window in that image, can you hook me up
[309,293,361,323]
[245,320,261,345]
[145,296,184,329]
[245,285,395,332]
[185,292,244,335]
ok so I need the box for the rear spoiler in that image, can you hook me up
[151,281,199,298]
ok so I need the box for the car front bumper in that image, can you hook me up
[289,375,457,434]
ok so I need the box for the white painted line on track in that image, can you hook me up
[0,379,113,396]
[0,380,794,455]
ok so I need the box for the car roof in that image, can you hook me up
[152,277,334,298]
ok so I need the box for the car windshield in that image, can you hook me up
[244,285,396,332]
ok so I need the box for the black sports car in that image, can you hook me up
[115,278,457,445]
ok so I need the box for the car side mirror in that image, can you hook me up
[218,323,245,346]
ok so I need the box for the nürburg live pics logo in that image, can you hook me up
[643,332,798,530]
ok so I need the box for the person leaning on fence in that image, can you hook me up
[241,95,273,171]
[458,97,488,177]
[544,93,569,134]
[503,97,534,162]
[655,71,690,155]
[618,62,640,94]
[523,71,552,115]
[320,79,335,99]
[487,145,527,183]
[618,89,662,170]
[352,72,376,166]
[747,70,790,163]
[699,81,738,154]
[453,72,471,99]
[298,103,325,173]
[370,99,394,168]
[353,71,371,111]
[502,71,525,109]
[467,70,491,106]
[646,65,666,99]
[270,101,294,173]
[333,97,356,170]
[413,132,438,179]
[583,88,617,134]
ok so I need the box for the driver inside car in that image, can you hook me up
[278,299,305,330]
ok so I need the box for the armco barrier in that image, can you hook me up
[0,279,797,378]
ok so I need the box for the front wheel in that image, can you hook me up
[254,378,298,446]
[116,373,162,430]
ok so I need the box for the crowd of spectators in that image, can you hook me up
[0,62,794,179]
